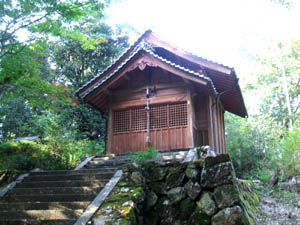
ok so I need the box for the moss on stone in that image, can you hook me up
[147,166,168,181]
[192,158,205,169]
[188,207,211,225]
[213,184,240,209]
[204,154,231,168]
[236,180,259,225]
[184,165,199,180]
[154,196,171,213]
[93,157,254,225]
[177,198,196,220]
[148,181,166,195]
[196,191,217,216]
[166,167,185,189]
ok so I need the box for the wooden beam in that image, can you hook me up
[112,93,187,111]
[112,82,188,96]
[183,78,191,84]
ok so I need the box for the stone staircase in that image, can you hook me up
[0,168,117,225]
[0,150,190,225]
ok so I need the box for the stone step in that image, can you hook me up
[83,164,125,169]
[81,164,121,170]
[0,209,83,220]
[93,155,131,161]
[16,179,109,188]
[0,201,90,211]
[0,219,77,225]
[8,186,103,196]
[23,172,114,182]
[0,194,95,202]
[87,159,130,166]
[30,168,117,176]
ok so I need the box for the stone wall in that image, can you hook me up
[92,154,258,225]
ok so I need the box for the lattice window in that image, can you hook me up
[113,109,130,133]
[113,102,187,133]
[169,102,188,127]
[150,104,168,129]
[131,107,146,131]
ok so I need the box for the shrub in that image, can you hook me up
[130,147,159,162]
[0,138,105,172]
[278,123,300,178]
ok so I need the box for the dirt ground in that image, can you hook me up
[257,191,300,225]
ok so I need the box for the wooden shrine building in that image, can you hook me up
[76,30,247,155]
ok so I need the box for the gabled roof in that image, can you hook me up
[76,30,247,118]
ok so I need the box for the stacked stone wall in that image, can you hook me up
[92,155,257,225]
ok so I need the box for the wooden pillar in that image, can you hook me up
[207,96,215,151]
[187,88,194,148]
[216,103,221,153]
[106,98,113,154]
[223,111,226,153]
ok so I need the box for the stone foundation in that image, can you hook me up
[92,154,258,225]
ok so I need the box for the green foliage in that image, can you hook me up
[52,22,129,91]
[225,113,274,178]
[0,138,104,171]
[0,98,34,140]
[130,147,159,163]
[0,0,106,58]
[0,40,70,110]
[277,123,300,178]
[251,40,300,129]
[0,0,129,173]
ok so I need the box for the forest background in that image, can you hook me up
[0,0,299,193]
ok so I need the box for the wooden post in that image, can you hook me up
[187,88,194,148]
[106,97,113,154]
[207,96,215,151]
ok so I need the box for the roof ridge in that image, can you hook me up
[80,40,218,99]
[149,30,235,71]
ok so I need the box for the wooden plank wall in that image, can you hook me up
[112,127,190,154]
[108,82,193,154]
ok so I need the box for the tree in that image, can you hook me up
[0,0,105,59]
[0,40,69,106]
[52,22,129,90]
[0,0,107,101]
[0,98,35,140]
[253,39,300,129]
[225,113,278,178]
[50,22,129,139]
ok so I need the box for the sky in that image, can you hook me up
[105,0,300,81]
[105,0,300,113]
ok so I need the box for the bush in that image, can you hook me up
[130,147,159,162]
[225,114,271,178]
[278,123,300,178]
[0,138,105,172]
